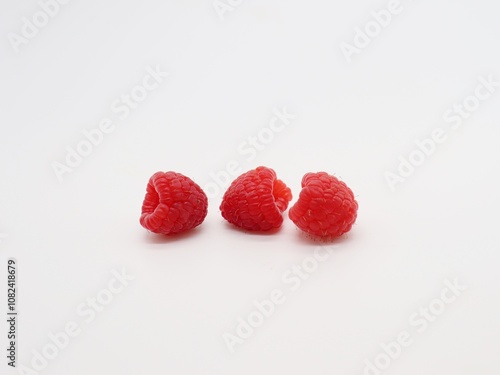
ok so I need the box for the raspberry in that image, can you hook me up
[220,166,292,231]
[140,172,208,235]
[289,172,358,238]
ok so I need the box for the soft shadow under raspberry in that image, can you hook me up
[222,221,284,236]
[293,227,356,245]
[142,225,205,244]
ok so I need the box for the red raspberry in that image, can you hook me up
[140,172,208,235]
[220,166,292,231]
[289,172,358,238]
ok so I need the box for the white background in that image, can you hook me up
[1,0,500,374]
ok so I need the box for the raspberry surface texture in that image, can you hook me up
[220,166,292,231]
[140,171,208,235]
[289,172,358,238]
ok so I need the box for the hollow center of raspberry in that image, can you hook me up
[272,179,289,213]
[146,186,160,213]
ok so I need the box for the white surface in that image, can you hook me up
[1,0,500,374]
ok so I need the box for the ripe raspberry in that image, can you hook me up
[220,166,292,231]
[289,172,358,238]
[140,171,208,235]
